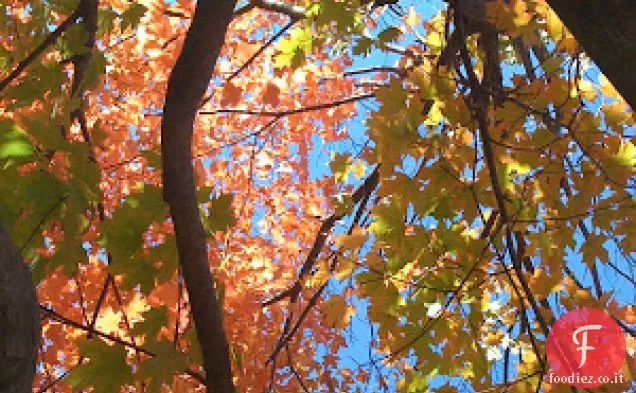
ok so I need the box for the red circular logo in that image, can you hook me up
[546,308,626,388]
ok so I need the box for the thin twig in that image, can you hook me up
[0,3,83,93]
[200,93,374,117]
[20,197,65,252]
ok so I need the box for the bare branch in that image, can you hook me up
[248,0,305,20]
[225,20,296,83]
[200,92,375,117]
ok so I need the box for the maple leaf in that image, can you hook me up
[136,340,189,393]
[131,306,168,340]
[0,120,34,160]
[322,295,354,329]
[201,193,235,233]
[262,82,281,107]
[66,340,133,393]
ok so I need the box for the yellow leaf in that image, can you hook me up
[335,257,356,281]
[351,160,366,179]
[336,227,367,250]
[485,1,515,32]
[616,140,636,166]
[511,0,532,27]
[484,331,503,346]
[305,260,331,288]
[602,101,629,130]
[528,269,561,300]
[424,101,443,125]
[570,79,597,101]
[426,31,444,53]
[574,289,595,307]
[545,8,567,41]
[599,73,622,99]
[322,295,354,329]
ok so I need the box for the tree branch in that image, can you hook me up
[545,0,636,109]
[245,0,305,20]
[160,0,237,392]
[457,28,551,337]
[262,166,379,307]
[225,20,296,83]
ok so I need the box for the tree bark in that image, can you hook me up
[546,0,636,110]
[160,0,237,392]
[0,219,40,393]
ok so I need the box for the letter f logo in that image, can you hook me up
[572,324,602,368]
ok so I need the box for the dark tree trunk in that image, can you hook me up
[161,0,237,392]
[546,0,636,109]
[0,219,40,393]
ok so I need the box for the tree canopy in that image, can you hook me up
[0,0,634,392]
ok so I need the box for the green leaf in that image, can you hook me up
[541,56,562,75]
[99,184,167,262]
[378,27,402,44]
[230,345,243,368]
[49,0,80,14]
[2,170,67,253]
[44,240,86,278]
[202,193,235,233]
[407,373,429,393]
[333,194,354,217]
[313,0,355,30]
[0,120,34,160]
[369,197,405,239]
[84,50,108,89]
[131,306,168,339]
[147,237,178,283]
[353,36,373,56]
[141,149,162,169]
[0,139,33,159]
[274,27,313,69]
[66,340,133,393]
[121,3,148,32]
[67,143,102,203]
[59,23,89,57]
[137,340,188,393]
[329,152,352,182]
[184,329,203,365]
[109,253,158,294]
[97,7,118,36]
[197,185,213,203]
[18,112,69,151]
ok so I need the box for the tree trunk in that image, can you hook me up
[160,0,237,392]
[546,0,636,110]
[0,219,40,393]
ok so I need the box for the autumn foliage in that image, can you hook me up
[0,0,634,392]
